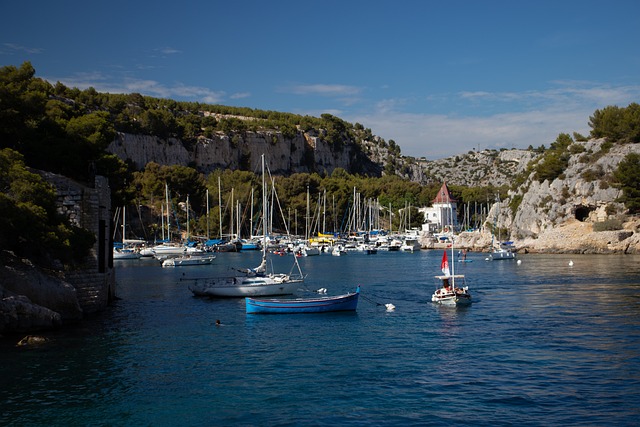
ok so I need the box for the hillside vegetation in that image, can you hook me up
[2,61,640,262]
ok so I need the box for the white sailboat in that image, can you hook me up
[187,155,304,297]
[432,239,472,306]
[113,206,142,260]
[490,194,516,261]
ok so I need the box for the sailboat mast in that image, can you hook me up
[250,187,254,238]
[218,177,222,240]
[230,188,234,240]
[451,233,456,287]
[161,203,165,241]
[186,195,190,242]
[165,183,170,241]
[262,154,267,252]
[306,186,310,241]
[323,189,326,234]
[122,206,126,243]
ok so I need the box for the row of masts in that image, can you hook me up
[116,181,496,244]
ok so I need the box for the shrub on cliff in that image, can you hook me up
[613,152,640,214]
[592,218,624,232]
[0,148,95,267]
[533,133,572,183]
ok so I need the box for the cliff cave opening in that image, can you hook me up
[575,205,593,222]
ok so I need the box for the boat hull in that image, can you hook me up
[432,288,472,306]
[162,255,216,267]
[490,249,516,260]
[246,290,359,314]
[432,293,472,306]
[113,250,141,260]
[189,276,302,297]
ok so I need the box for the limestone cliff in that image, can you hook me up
[108,131,383,176]
[417,149,539,187]
[107,127,640,254]
[456,139,640,254]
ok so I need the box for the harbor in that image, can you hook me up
[2,250,640,426]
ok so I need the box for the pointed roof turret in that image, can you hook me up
[432,182,456,204]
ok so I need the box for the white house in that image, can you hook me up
[419,182,458,233]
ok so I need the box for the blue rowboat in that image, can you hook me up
[246,287,360,314]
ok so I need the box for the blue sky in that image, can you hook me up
[2,1,639,159]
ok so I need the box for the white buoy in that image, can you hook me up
[517,259,522,265]
[385,303,395,312]
[569,260,574,267]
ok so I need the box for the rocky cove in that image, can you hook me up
[3,132,639,336]
[109,132,640,255]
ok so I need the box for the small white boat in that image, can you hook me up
[490,242,516,260]
[151,243,187,257]
[162,254,216,267]
[432,275,472,306]
[400,237,421,252]
[431,247,472,306]
[298,245,320,256]
[113,247,141,260]
[331,245,347,256]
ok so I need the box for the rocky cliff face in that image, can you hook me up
[417,149,539,187]
[108,128,640,254]
[108,131,383,176]
[456,139,640,254]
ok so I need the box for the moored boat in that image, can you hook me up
[432,247,472,306]
[113,247,141,260]
[186,155,305,298]
[246,287,360,314]
[490,241,516,260]
[162,254,216,267]
[189,273,302,297]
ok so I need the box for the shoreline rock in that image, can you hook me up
[0,251,83,334]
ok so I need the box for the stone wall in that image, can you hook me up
[41,173,115,313]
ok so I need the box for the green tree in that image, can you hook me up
[613,152,640,213]
[534,133,572,183]
[589,103,640,143]
[0,148,95,266]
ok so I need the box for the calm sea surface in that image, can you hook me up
[2,250,640,426]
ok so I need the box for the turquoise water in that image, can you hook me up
[2,251,640,426]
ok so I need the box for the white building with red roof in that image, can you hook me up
[419,182,458,233]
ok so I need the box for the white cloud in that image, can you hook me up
[1,43,43,54]
[230,92,251,99]
[286,83,362,97]
[347,82,640,159]
[158,47,181,55]
[351,108,590,159]
[48,73,227,104]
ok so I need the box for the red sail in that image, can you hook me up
[441,250,450,276]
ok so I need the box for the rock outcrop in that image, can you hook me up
[0,251,83,333]
[417,148,539,187]
[108,131,383,176]
[456,139,640,254]
[0,172,114,335]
